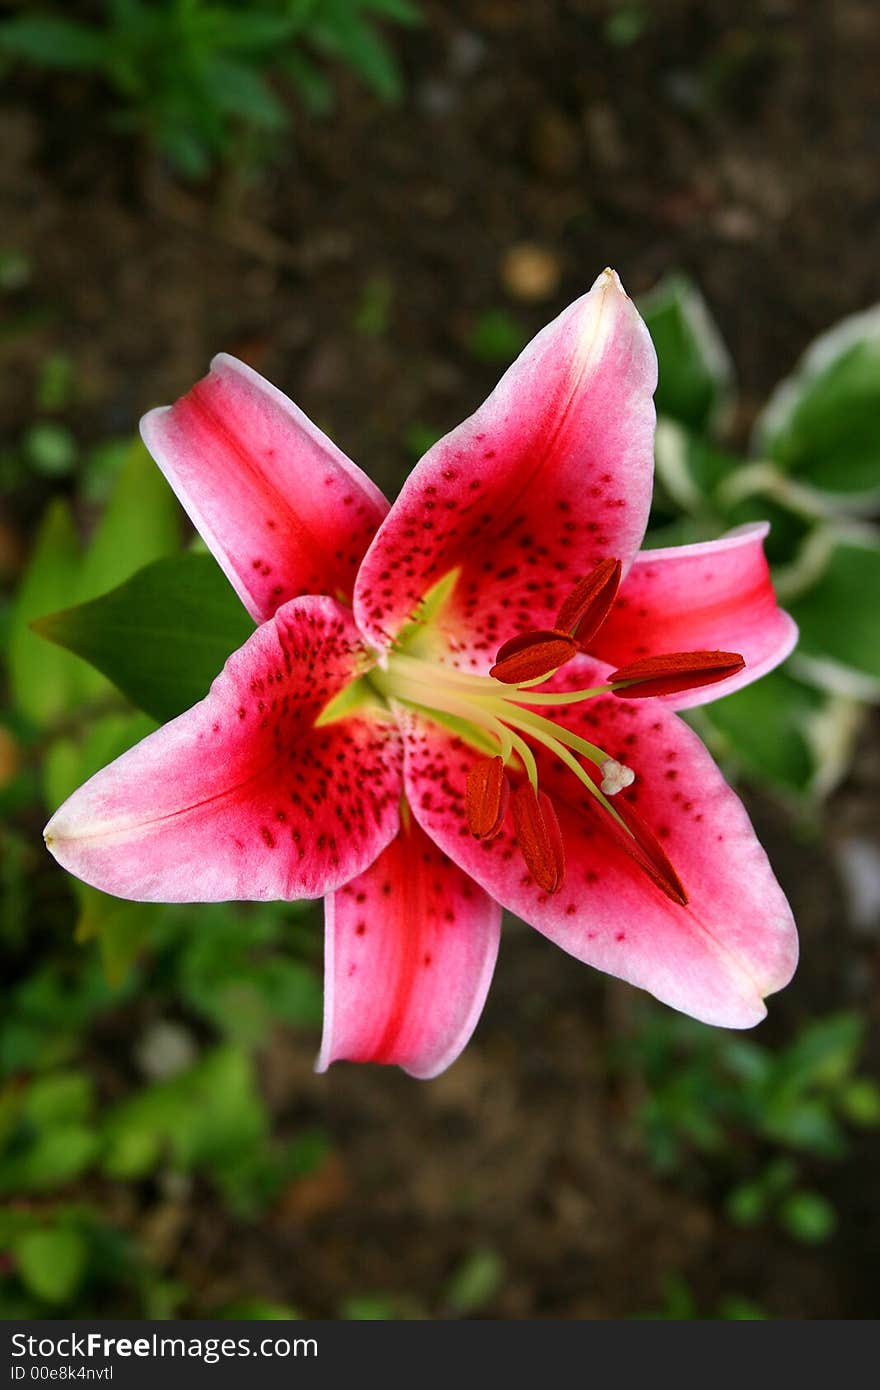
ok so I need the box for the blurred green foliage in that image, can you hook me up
[465,308,527,366]
[638,1274,767,1320]
[639,275,880,800]
[0,0,422,178]
[0,440,329,1317]
[618,1006,880,1245]
[353,274,394,338]
[603,5,649,50]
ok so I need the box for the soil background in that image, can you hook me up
[2,0,879,1318]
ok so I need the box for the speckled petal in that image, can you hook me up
[401,659,797,1028]
[141,354,389,623]
[354,270,657,670]
[44,598,402,901]
[592,523,798,708]
[318,820,500,1079]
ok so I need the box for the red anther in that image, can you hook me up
[555,557,622,647]
[511,783,566,894]
[466,755,510,841]
[490,629,578,684]
[609,650,745,699]
[595,799,688,906]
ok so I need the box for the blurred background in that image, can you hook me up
[2,0,880,1319]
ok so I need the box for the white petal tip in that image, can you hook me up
[208,351,248,375]
[595,267,626,296]
[138,403,171,443]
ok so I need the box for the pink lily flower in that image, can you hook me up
[45,270,799,1078]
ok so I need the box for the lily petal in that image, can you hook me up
[354,270,657,668]
[44,598,402,901]
[402,662,797,1027]
[592,523,798,708]
[317,818,500,1079]
[141,354,389,623]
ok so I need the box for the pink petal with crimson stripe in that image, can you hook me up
[317,820,500,1079]
[401,660,797,1027]
[591,523,798,709]
[44,598,402,902]
[354,270,657,670]
[140,354,389,624]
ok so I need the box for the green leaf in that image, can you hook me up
[23,422,78,476]
[695,666,820,795]
[35,352,75,412]
[641,1274,698,1320]
[102,1124,160,1180]
[75,887,160,988]
[720,1038,771,1087]
[76,437,180,604]
[779,1190,837,1244]
[204,59,289,129]
[0,17,107,69]
[775,1011,864,1091]
[197,11,299,52]
[354,275,393,337]
[159,127,213,181]
[839,1078,880,1127]
[20,438,181,713]
[341,1295,402,1320]
[24,1072,93,1127]
[465,309,527,365]
[639,273,734,432]
[363,0,422,25]
[756,305,880,502]
[33,553,253,723]
[761,1100,846,1158]
[281,48,334,114]
[79,437,133,505]
[717,1295,767,1320]
[8,499,82,728]
[0,1125,101,1193]
[13,1227,88,1305]
[103,1046,268,1197]
[787,534,880,697]
[604,6,649,47]
[653,418,742,516]
[190,957,322,1046]
[445,1248,505,1315]
[725,1182,766,1227]
[311,2,403,101]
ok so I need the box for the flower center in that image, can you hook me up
[331,558,743,903]
[375,630,685,898]
[321,558,739,906]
